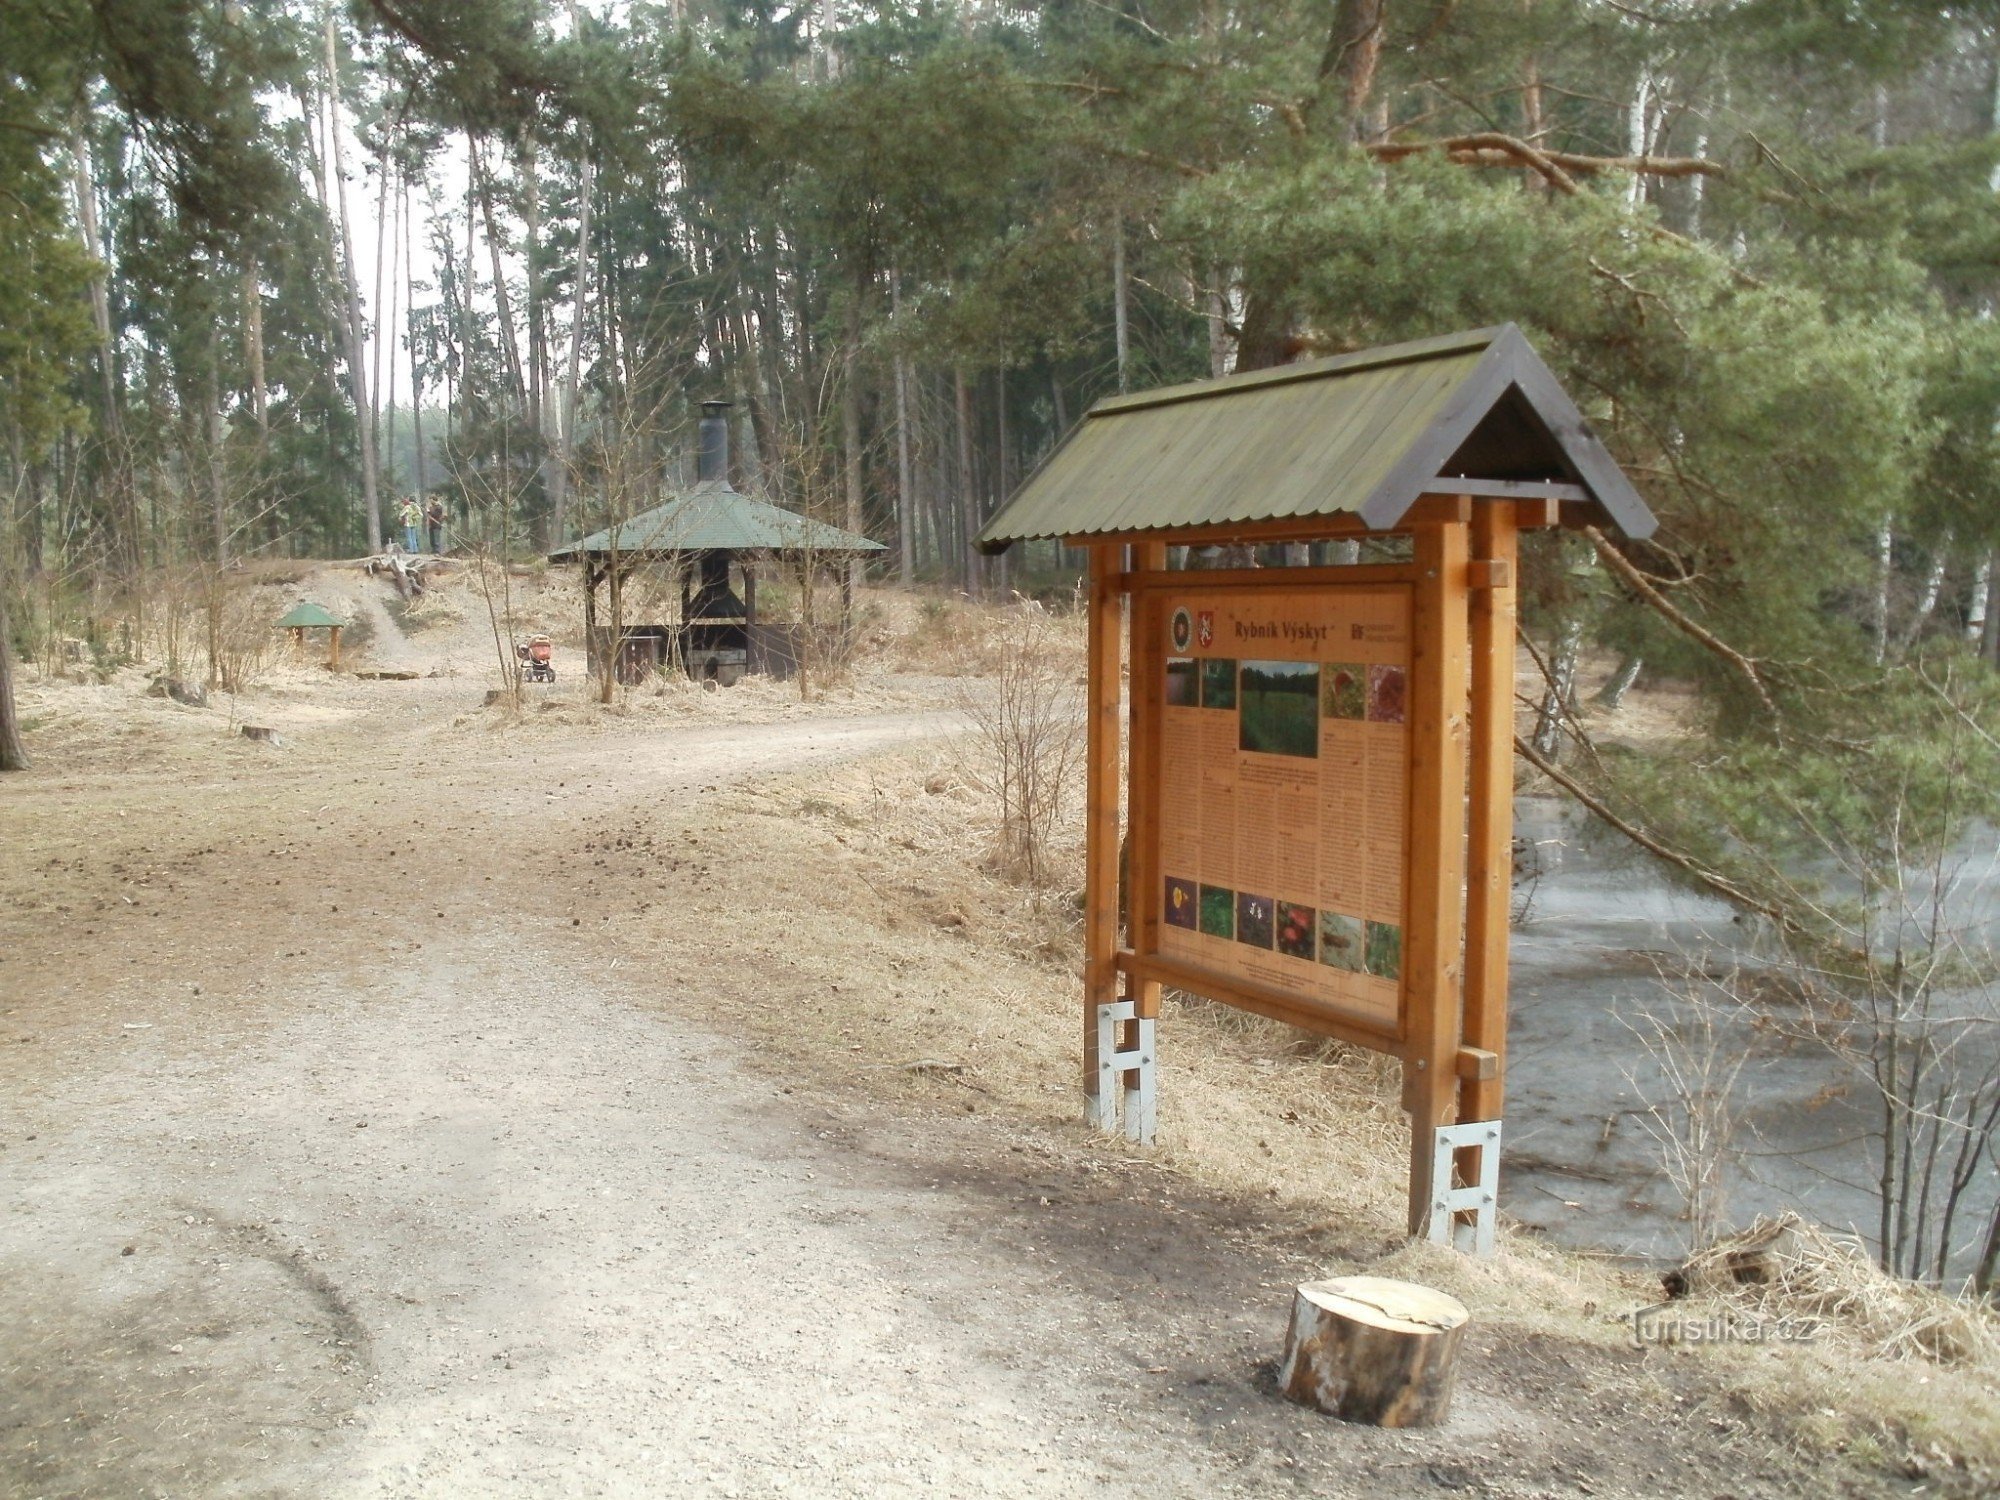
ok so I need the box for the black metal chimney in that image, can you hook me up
[697,400,731,484]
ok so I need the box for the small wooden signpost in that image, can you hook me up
[977,326,1656,1249]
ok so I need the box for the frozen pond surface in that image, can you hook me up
[1502,799,1999,1275]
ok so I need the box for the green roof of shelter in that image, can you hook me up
[276,601,344,629]
[548,480,887,562]
[978,324,1654,551]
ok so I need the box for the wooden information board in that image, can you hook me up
[1147,585,1414,1042]
[975,326,1659,1251]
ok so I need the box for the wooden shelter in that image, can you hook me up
[548,403,885,684]
[977,324,1655,1251]
[275,600,345,671]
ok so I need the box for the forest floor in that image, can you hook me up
[0,564,1990,1498]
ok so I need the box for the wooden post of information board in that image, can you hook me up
[1461,503,1520,1126]
[1127,541,1167,1023]
[1402,519,1471,1238]
[1111,541,1167,1140]
[1082,543,1126,1130]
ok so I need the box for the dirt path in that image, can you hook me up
[0,659,1858,1499]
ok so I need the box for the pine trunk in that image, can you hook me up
[1112,223,1130,393]
[1533,620,1582,756]
[1594,653,1643,709]
[324,13,383,554]
[244,259,268,433]
[1872,519,1894,665]
[956,365,978,595]
[524,135,545,440]
[1966,557,1990,644]
[1983,552,2000,664]
[1206,266,1229,377]
[206,346,228,564]
[0,584,27,772]
[71,131,136,570]
[842,291,866,596]
[471,135,529,413]
[892,268,914,587]
[1893,535,1950,660]
[369,129,392,479]
[550,150,593,542]
[1317,0,1387,138]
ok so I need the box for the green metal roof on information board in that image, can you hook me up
[275,601,344,629]
[977,324,1654,550]
[548,480,887,562]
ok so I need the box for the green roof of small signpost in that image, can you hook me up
[548,480,887,562]
[977,324,1654,551]
[276,601,344,629]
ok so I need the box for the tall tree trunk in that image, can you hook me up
[1521,4,1544,142]
[1628,67,1655,210]
[370,127,393,482]
[524,134,545,441]
[1872,519,1894,665]
[955,367,977,593]
[1533,620,1583,756]
[1966,557,1991,644]
[842,289,866,595]
[1893,535,1950,660]
[1594,653,1643,709]
[383,177,401,501]
[1316,0,1387,139]
[207,343,228,564]
[1206,266,1229,377]
[0,585,26,771]
[71,129,135,570]
[324,10,382,554]
[1982,552,2000,664]
[891,267,915,587]
[1112,222,1130,393]
[550,149,593,542]
[470,133,529,413]
[244,259,268,434]
[993,372,1012,596]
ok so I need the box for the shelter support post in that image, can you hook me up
[1403,520,1471,1238]
[327,625,342,672]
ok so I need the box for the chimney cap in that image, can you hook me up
[700,399,732,416]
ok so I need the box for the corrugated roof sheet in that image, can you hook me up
[276,601,344,629]
[549,481,887,561]
[979,324,1654,548]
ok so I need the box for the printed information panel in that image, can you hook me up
[1151,586,1412,1035]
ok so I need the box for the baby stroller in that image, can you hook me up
[516,634,555,684]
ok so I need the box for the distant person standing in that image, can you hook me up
[424,496,446,555]
[398,495,422,553]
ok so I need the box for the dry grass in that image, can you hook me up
[1677,1214,1998,1366]
[621,736,2000,1490]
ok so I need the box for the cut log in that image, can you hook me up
[239,725,281,744]
[354,669,419,680]
[1277,1276,1470,1427]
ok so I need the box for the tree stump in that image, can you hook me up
[1277,1276,1470,1428]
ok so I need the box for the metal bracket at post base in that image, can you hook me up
[1427,1119,1501,1257]
[1087,998,1156,1144]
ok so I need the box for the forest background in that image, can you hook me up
[6,0,2000,1291]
